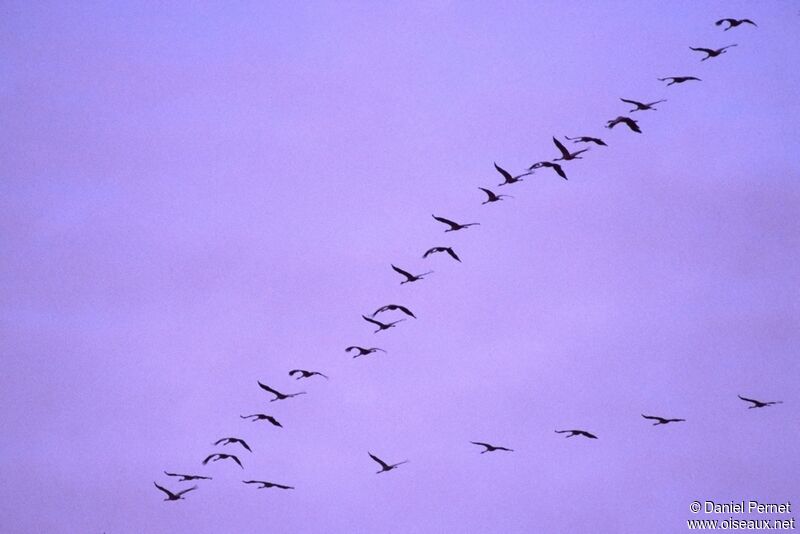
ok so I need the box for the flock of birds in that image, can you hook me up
[154,16,782,502]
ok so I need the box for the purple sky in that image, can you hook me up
[2,1,799,533]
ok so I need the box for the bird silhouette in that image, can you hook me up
[202,453,243,468]
[345,346,387,357]
[494,162,531,186]
[391,264,433,284]
[606,116,641,133]
[565,135,607,146]
[163,471,212,482]
[289,369,329,380]
[658,76,701,86]
[242,480,295,490]
[423,246,461,262]
[470,441,514,454]
[690,45,737,61]
[620,98,666,112]
[529,161,568,180]
[240,414,282,427]
[368,452,409,473]
[257,381,307,401]
[213,437,252,452]
[362,315,405,333]
[641,414,686,426]
[372,304,416,319]
[432,214,480,232]
[715,18,756,31]
[552,136,589,161]
[555,429,598,439]
[479,187,513,204]
[738,395,783,409]
[154,482,198,501]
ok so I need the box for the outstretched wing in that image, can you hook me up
[551,163,567,180]
[258,381,279,396]
[154,482,177,499]
[237,439,252,452]
[396,305,416,318]
[266,416,282,427]
[552,137,571,159]
[201,454,216,465]
[738,394,760,405]
[620,98,643,107]
[494,162,514,183]
[478,187,495,200]
[432,214,458,228]
[176,485,198,497]
[391,264,414,279]
[368,452,391,470]
[445,248,461,262]
[470,441,491,449]
[690,47,714,54]
[230,455,244,468]
[362,315,383,327]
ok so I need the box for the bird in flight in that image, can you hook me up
[690,45,737,61]
[368,452,409,474]
[528,161,568,180]
[606,116,642,133]
[738,395,783,409]
[479,187,512,205]
[154,482,198,501]
[565,135,607,146]
[289,369,329,380]
[715,18,756,31]
[242,480,295,490]
[552,136,589,161]
[213,437,252,452]
[470,441,514,454]
[372,304,416,319]
[658,76,701,86]
[641,414,686,426]
[202,453,244,468]
[257,381,307,401]
[163,471,212,482]
[620,98,666,112]
[423,246,461,263]
[362,314,405,333]
[391,264,433,284]
[555,429,598,439]
[494,162,531,186]
[345,346,386,357]
[432,214,480,232]
[240,413,282,427]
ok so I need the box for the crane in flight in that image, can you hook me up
[242,480,295,490]
[432,214,480,232]
[552,136,589,161]
[202,453,243,468]
[345,346,386,357]
[606,116,641,133]
[289,369,329,380]
[154,482,198,501]
[738,395,783,409]
[620,98,666,112]
[528,161,568,180]
[213,437,252,452]
[240,413,282,427]
[690,45,737,61]
[470,441,514,454]
[658,76,701,86]
[565,135,607,146]
[641,414,686,426]
[372,304,416,319]
[423,246,461,262]
[163,471,212,482]
[257,381,307,401]
[715,18,756,31]
[391,264,433,284]
[494,162,531,186]
[479,187,513,205]
[368,452,409,474]
[362,315,405,333]
[555,429,598,439]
